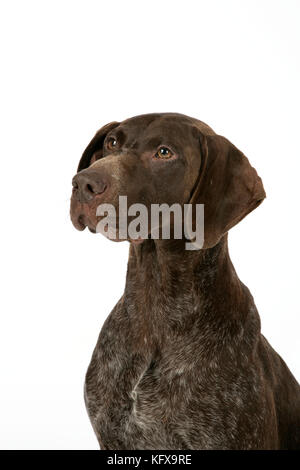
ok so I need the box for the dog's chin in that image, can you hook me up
[97,225,145,245]
[85,223,145,245]
[130,237,144,245]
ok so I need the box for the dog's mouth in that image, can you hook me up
[75,214,96,233]
[70,196,144,244]
[70,198,97,232]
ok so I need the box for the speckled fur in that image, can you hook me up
[84,237,300,449]
[71,113,300,450]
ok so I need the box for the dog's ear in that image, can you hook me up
[190,132,266,249]
[77,121,120,172]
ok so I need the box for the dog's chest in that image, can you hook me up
[83,304,270,450]
[84,328,243,450]
[84,299,202,448]
[84,344,186,449]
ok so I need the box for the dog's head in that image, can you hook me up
[70,113,265,248]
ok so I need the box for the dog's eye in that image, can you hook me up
[155,147,173,159]
[107,137,117,150]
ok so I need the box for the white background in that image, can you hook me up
[0,0,299,450]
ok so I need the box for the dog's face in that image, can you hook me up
[70,113,266,248]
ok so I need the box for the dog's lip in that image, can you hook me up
[71,205,144,242]
[74,217,144,242]
[72,214,87,231]
[72,213,97,233]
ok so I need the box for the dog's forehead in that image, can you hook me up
[116,113,215,143]
[115,113,196,147]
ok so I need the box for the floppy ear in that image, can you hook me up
[77,121,120,172]
[190,133,266,249]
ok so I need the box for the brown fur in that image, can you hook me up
[70,113,300,449]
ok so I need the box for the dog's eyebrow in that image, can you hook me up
[143,137,180,153]
[145,137,163,148]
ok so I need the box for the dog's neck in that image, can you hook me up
[128,235,228,286]
[123,235,259,353]
[127,234,236,296]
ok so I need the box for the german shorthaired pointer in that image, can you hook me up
[70,113,300,450]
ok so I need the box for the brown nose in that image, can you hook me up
[72,170,108,203]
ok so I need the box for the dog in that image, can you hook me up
[70,113,300,449]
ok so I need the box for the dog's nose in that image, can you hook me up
[72,171,107,203]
